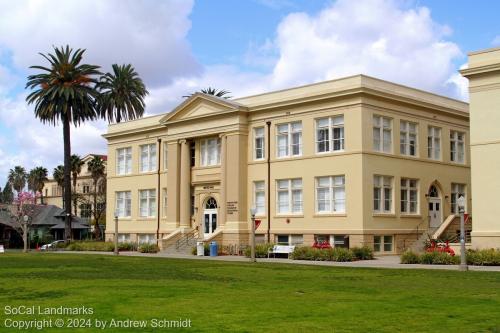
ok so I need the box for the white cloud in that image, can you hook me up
[492,35,500,46]
[264,0,465,99]
[0,0,200,87]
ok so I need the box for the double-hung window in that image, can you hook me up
[115,191,131,217]
[400,121,418,156]
[163,143,168,170]
[427,126,441,160]
[316,176,346,213]
[254,181,265,215]
[374,175,393,213]
[277,179,302,214]
[450,131,465,163]
[254,127,265,160]
[451,183,466,214]
[162,188,167,217]
[374,235,393,252]
[316,116,344,153]
[116,147,132,175]
[276,122,302,158]
[139,189,156,218]
[400,178,418,214]
[373,116,392,153]
[140,144,157,172]
[201,138,221,166]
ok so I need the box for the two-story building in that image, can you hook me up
[104,75,470,253]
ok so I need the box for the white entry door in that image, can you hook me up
[204,210,217,237]
[429,198,442,228]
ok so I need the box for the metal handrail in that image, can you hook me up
[175,229,199,250]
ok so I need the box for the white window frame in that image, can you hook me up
[139,189,156,218]
[138,234,156,245]
[115,191,131,218]
[116,147,132,175]
[118,234,131,243]
[373,115,392,153]
[276,178,303,214]
[373,175,393,213]
[276,122,302,158]
[400,178,419,214]
[450,130,465,164]
[427,126,441,160]
[254,127,265,160]
[451,183,466,214]
[163,143,168,170]
[162,188,167,217]
[315,175,346,214]
[275,234,304,245]
[200,138,221,166]
[400,121,418,156]
[139,144,157,173]
[374,235,393,252]
[253,181,265,216]
[316,116,344,153]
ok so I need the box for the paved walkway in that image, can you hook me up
[44,250,500,272]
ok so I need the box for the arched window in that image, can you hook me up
[428,185,439,198]
[205,198,217,209]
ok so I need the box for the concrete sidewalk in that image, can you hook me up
[44,250,500,272]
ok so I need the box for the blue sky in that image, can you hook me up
[0,0,499,187]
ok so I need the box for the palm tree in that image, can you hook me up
[87,155,106,239]
[97,64,148,123]
[183,87,232,99]
[28,167,49,204]
[53,165,65,208]
[26,46,101,241]
[70,154,84,216]
[8,166,27,194]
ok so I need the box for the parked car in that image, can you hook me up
[40,240,65,251]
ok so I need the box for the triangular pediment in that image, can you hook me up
[160,93,247,124]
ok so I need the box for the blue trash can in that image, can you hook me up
[209,241,218,257]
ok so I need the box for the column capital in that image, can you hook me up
[179,139,188,145]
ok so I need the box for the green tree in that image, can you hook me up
[183,87,232,99]
[97,64,148,123]
[53,165,65,208]
[87,155,106,239]
[8,166,27,194]
[26,46,101,240]
[1,182,14,204]
[28,167,49,204]
[70,154,85,216]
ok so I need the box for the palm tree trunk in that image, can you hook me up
[93,179,101,240]
[63,116,72,241]
[73,175,77,216]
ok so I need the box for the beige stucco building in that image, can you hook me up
[42,154,107,223]
[461,47,500,249]
[104,75,471,254]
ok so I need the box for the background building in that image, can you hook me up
[104,75,470,253]
[461,47,500,249]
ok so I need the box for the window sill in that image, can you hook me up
[315,150,345,155]
[372,213,396,217]
[275,155,302,160]
[139,170,157,175]
[313,213,347,217]
[400,214,421,218]
[116,217,132,220]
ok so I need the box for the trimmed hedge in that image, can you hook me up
[138,243,160,253]
[466,249,500,266]
[351,246,374,260]
[401,250,459,265]
[65,241,137,252]
[291,247,355,262]
[244,243,275,258]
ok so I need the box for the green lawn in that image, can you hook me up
[0,253,499,332]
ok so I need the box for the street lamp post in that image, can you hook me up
[249,207,257,263]
[114,211,119,256]
[457,195,468,271]
[23,215,29,253]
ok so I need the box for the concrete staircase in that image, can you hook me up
[162,229,198,255]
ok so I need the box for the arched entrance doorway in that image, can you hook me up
[203,197,218,237]
[428,185,442,228]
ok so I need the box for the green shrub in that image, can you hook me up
[400,250,421,264]
[419,251,459,265]
[244,243,274,258]
[351,246,374,260]
[138,243,160,253]
[466,249,500,266]
[191,243,211,256]
[291,246,354,262]
[66,241,137,252]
